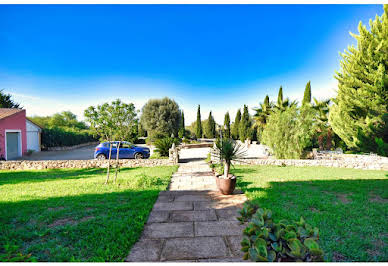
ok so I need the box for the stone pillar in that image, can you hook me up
[169,144,179,164]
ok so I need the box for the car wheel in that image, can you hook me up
[96,154,106,160]
[134,153,144,159]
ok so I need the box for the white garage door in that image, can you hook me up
[27,131,40,152]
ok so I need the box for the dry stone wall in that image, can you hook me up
[235,154,388,171]
[0,159,174,171]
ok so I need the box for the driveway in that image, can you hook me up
[21,144,155,161]
[21,144,97,161]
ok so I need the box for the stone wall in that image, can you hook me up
[0,159,174,171]
[234,154,388,171]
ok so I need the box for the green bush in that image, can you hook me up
[149,151,168,159]
[261,106,315,159]
[154,137,180,157]
[238,204,325,262]
[41,127,96,148]
[375,137,388,156]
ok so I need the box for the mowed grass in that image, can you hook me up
[0,165,178,262]
[232,165,388,262]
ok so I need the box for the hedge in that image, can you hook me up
[41,127,97,148]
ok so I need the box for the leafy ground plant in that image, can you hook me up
[0,166,177,261]
[233,165,388,262]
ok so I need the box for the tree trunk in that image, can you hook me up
[105,142,113,184]
[224,162,230,179]
[326,129,332,150]
[114,141,121,183]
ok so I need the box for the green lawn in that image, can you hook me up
[232,165,388,262]
[0,165,178,262]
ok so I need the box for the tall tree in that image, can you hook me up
[232,109,241,140]
[253,95,273,142]
[205,111,216,138]
[84,99,138,183]
[239,105,251,142]
[196,105,202,139]
[329,5,388,154]
[178,111,185,138]
[302,81,312,106]
[313,98,332,150]
[224,112,231,138]
[275,86,297,111]
[140,97,181,139]
[0,89,21,108]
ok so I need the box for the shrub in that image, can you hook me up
[154,137,180,157]
[239,206,325,262]
[41,127,96,148]
[375,137,388,156]
[261,106,315,159]
[149,151,168,159]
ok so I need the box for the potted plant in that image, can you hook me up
[211,138,246,195]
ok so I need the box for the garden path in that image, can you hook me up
[125,159,247,262]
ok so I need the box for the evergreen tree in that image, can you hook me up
[0,89,21,108]
[178,111,185,138]
[195,105,202,139]
[302,81,312,106]
[232,109,241,140]
[204,111,216,138]
[329,5,388,154]
[275,86,297,111]
[277,86,283,107]
[239,105,251,142]
[224,112,231,138]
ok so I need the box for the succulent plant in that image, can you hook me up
[237,201,260,223]
[240,208,325,262]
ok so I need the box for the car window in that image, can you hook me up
[120,143,131,148]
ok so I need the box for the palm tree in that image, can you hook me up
[312,98,331,150]
[253,95,273,128]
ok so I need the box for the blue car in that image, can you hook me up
[94,141,150,160]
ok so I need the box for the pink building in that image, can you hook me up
[0,108,28,160]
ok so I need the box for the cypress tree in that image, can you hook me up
[239,105,251,142]
[264,95,270,107]
[178,111,185,138]
[302,81,312,106]
[329,5,388,154]
[195,105,202,139]
[277,86,283,107]
[232,109,241,140]
[224,112,231,139]
[205,111,216,138]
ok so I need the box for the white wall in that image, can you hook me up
[26,120,41,152]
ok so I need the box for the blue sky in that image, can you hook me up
[0,4,384,123]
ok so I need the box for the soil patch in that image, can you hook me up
[369,193,388,204]
[334,193,352,204]
[48,206,65,211]
[332,251,347,262]
[48,218,74,228]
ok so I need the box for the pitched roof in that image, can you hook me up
[0,108,24,121]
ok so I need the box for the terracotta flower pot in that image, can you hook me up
[215,174,236,195]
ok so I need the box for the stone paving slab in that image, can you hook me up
[127,160,248,262]
[153,201,193,211]
[174,194,212,202]
[160,237,229,261]
[195,221,246,237]
[143,222,194,239]
[170,210,217,222]
[147,211,170,223]
[125,239,163,262]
